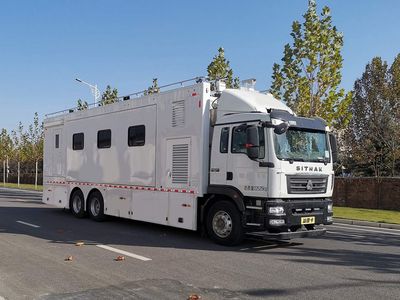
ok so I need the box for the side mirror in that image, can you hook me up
[246,126,260,160]
[329,133,338,163]
[274,122,289,135]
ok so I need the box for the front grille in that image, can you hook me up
[287,176,328,194]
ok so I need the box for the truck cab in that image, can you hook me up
[205,84,335,245]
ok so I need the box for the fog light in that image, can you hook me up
[327,216,333,223]
[269,219,285,226]
[268,206,285,215]
[327,204,333,213]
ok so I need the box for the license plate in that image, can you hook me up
[301,216,315,225]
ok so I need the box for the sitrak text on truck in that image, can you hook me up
[43,78,336,245]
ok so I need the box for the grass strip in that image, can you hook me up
[334,206,400,225]
[1,183,43,191]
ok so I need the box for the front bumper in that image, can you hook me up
[247,227,326,240]
[265,198,333,228]
[244,198,333,238]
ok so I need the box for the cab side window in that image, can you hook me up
[231,126,265,158]
[258,127,265,159]
[220,127,229,153]
[231,127,247,154]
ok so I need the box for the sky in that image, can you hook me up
[0,0,399,131]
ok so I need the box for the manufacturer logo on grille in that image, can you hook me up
[306,180,313,191]
[296,166,323,172]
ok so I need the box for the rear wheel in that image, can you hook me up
[206,200,245,246]
[70,190,86,218]
[88,191,105,222]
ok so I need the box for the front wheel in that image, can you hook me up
[206,201,245,246]
[87,191,106,222]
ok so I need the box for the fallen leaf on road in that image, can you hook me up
[65,256,73,261]
[115,256,125,261]
[187,295,201,300]
[75,241,84,246]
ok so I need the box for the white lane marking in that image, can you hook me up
[96,245,151,261]
[327,231,366,239]
[16,220,40,228]
[330,225,400,236]
[333,222,400,232]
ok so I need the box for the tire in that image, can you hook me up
[206,200,245,246]
[87,191,106,222]
[70,190,86,218]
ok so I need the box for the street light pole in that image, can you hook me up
[75,78,101,106]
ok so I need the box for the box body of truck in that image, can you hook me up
[44,83,210,231]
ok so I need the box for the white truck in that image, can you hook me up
[43,78,336,245]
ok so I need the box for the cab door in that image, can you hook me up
[227,124,268,197]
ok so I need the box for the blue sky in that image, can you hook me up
[0,0,399,130]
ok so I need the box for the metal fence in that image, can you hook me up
[0,160,43,186]
[333,177,400,211]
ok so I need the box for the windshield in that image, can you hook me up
[273,128,330,162]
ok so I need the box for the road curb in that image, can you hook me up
[333,218,400,230]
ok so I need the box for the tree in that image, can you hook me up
[21,113,43,188]
[0,128,13,184]
[270,0,351,129]
[388,54,400,174]
[144,78,160,96]
[207,47,240,89]
[98,85,119,106]
[344,56,400,177]
[0,129,13,162]
[11,122,26,187]
[76,99,88,111]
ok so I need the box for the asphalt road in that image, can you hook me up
[0,188,399,300]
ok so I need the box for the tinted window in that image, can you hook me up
[73,133,84,150]
[258,127,265,159]
[231,127,247,154]
[128,125,145,147]
[97,129,111,149]
[55,134,59,149]
[231,127,265,158]
[220,127,229,153]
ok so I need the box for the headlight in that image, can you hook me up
[327,204,333,213]
[268,206,285,215]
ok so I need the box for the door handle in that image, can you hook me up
[227,172,233,180]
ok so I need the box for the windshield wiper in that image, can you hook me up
[284,158,304,164]
[311,158,329,165]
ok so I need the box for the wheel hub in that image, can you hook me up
[90,197,100,216]
[212,210,233,238]
[73,196,82,213]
